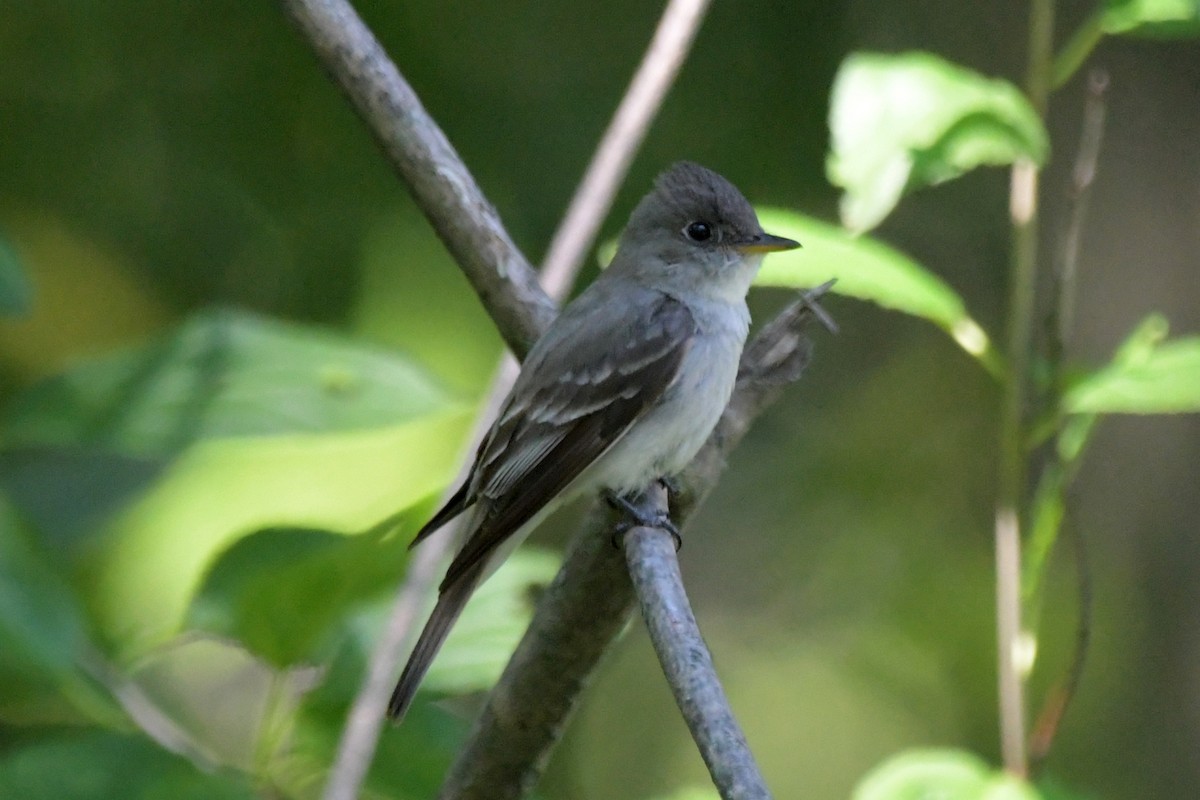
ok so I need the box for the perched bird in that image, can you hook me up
[388,162,800,721]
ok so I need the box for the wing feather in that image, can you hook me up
[437,292,695,590]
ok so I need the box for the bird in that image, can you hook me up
[387,161,800,721]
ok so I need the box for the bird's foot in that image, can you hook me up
[604,490,681,551]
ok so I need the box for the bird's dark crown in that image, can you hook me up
[644,161,763,243]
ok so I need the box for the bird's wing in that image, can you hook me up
[436,291,696,590]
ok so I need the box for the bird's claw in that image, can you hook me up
[605,490,682,551]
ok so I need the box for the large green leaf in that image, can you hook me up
[0,309,474,657]
[0,729,256,800]
[828,52,1048,232]
[853,749,1041,800]
[754,208,1001,372]
[1064,336,1200,414]
[0,233,32,315]
[2,307,454,455]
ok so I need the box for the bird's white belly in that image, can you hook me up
[587,319,743,493]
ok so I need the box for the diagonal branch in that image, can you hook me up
[438,286,834,800]
[281,0,555,359]
[623,484,770,800]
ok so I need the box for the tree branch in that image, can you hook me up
[280,0,555,358]
[438,285,835,800]
[623,484,770,800]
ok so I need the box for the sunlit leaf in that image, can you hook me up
[0,729,256,800]
[87,408,471,658]
[1102,0,1200,36]
[853,749,1042,800]
[828,52,1048,232]
[754,208,1001,372]
[1064,337,1200,414]
[0,234,32,316]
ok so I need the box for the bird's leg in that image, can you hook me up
[604,489,681,551]
[657,475,681,502]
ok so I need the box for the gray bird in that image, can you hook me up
[388,162,800,721]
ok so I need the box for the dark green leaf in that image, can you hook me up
[0,234,32,315]
[1102,0,1200,37]
[1065,336,1200,414]
[754,208,1002,372]
[189,518,421,667]
[2,307,457,456]
[853,749,1041,800]
[828,52,1049,232]
[0,729,256,800]
[0,498,87,688]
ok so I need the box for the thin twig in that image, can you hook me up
[624,483,771,800]
[1048,69,1108,390]
[280,0,554,359]
[80,647,222,770]
[539,0,713,289]
[438,286,833,800]
[1027,71,1107,768]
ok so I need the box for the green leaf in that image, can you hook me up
[0,499,88,685]
[87,407,471,658]
[0,729,256,800]
[1102,0,1200,37]
[853,749,1042,800]
[1064,336,1200,414]
[2,307,455,456]
[425,548,561,694]
[0,233,32,315]
[828,52,1049,232]
[189,520,422,667]
[0,308,474,657]
[754,208,1001,372]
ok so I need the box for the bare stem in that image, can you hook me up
[539,0,713,290]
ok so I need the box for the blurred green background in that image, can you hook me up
[1,1,1198,798]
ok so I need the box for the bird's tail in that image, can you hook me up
[387,563,484,722]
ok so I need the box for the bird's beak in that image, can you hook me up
[735,232,801,254]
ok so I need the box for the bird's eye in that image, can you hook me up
[684,221,713,242]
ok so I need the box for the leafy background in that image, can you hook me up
[1,1,1198,798]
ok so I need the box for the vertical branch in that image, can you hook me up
[539,0,713,290]
[996,0,1056,777]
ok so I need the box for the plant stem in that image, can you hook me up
[996,0,1055,777]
